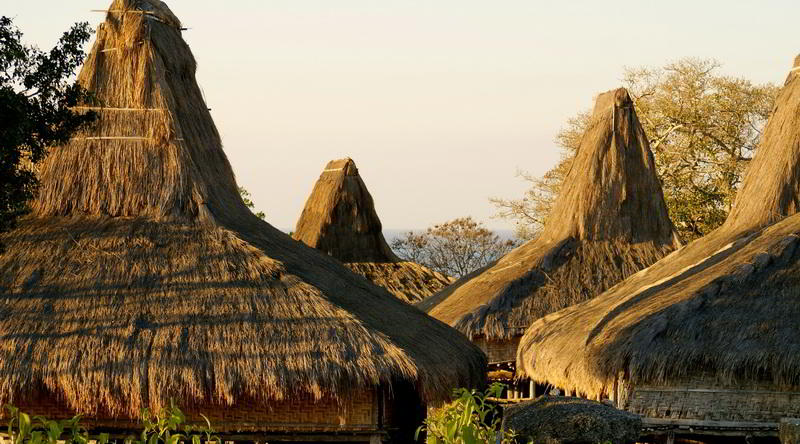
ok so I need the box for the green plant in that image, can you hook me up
[130,402,220,444]
[416,383,519,444]
[2,402,220,444]
[4,404,99,444]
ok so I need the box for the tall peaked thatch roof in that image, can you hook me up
[518,56,800,398]
[0,0,485,418]
[294,158,397,263]
[724,54,800,232]
[293,158,453,303]
[420,88,681,340]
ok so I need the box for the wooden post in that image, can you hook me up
[780,418,800,443]
[665,432,675,444]
[369,434,383,444]
[611,376,619,406]
[529,380,535,399]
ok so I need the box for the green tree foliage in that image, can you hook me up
[0,17,96,248]
[391,217,517,278]
[238,186,265,219]
[493,58,778,241]
[416,383,519,444]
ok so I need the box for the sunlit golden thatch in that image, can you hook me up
[0,0,486,418]
[518,56,800,398]
[294,158,453,303]
[421,88,681,340]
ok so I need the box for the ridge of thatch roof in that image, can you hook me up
[293,158,453,303]
[421,88,680,340]
[517,56,800,398]
[723,55,800,232]
[293,158,398,263]
[0,0,486,418]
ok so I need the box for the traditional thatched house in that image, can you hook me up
[419,88,681,398]
[518,55,800,441]
[0,2,486,443]
[293,158,452,304]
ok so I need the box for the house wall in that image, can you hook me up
[623,374,800,423]
[474,336,520,364]
[3,385,425,442]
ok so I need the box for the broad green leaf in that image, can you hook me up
[19,412,32,439]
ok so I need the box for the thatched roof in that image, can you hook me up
[0,0,486,418]
[294,158,398,263]
[517,56,800,398]
[421,88,681,340]
[502,396,642,444]
[293,158,452,303]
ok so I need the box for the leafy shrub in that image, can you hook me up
[4,405,97,444]
[416,383,520,444]
[3,402,220,444]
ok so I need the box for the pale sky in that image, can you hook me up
[7,1,799,230]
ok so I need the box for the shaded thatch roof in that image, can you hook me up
[502,396,642,444]
[518,56,800,398]
[344,261,453,304]
[294,158,398,263]
[0,0,486,418]
[293,158,452,303]
[421,88,681,340]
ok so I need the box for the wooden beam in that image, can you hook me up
[636,387,800,395]
[71,106,164,111]
[643,417,779,430]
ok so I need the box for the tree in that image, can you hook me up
[238,186,265,219]
[493,58,778,241]
[391,217,517,278]
[490,111,590,240]
[1,17,95,249]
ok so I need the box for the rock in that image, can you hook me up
[502,396,641,444]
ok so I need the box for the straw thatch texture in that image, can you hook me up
[294,158,398,263]
[294,158,452,303]
[517,57,800,399]
[725,54,800,232]
[345,261,453,304]
[502,396,642,444]
[0,0,486,419]
[422,88,680,340]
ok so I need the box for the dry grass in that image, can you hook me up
[0,0,486,418]
[518,58,800,399]
[294,158,453,303]
[422,88,680,340]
